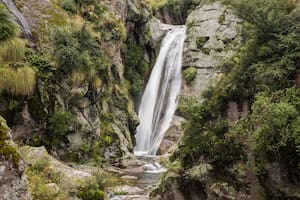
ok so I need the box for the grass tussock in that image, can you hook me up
[0,66,36,96]
[0,38,26,63]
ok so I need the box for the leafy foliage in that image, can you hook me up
[251,89,300,180]
[48,111,73,140]
[76,173,105,200]
[26,159,68,200]
[53,25,104,88]
[148,0,202,24]
[183,67,197,84]
[172,0,300,190]
[122,44,150,96]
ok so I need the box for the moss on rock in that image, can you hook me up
[0,116,20,166]
[183,67,197,84]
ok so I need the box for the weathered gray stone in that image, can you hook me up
[183,1,242,95]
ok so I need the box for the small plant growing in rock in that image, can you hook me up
[196,36,209,49]
[183,67,197,84]
[48,110,73,143]
[76,174,105,200]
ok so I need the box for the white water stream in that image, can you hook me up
[135,26,186,157]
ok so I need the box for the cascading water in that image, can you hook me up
[2,0,32,37]
[135,26,186,156]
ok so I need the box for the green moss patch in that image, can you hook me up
[0,116,20,166]
[183,67,197,84]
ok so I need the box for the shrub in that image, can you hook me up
[76,174,105,200]
[0,5,16,41]
[122,44,149,96]
[53,25,104,89]
[0,66,36,96]
[251,91,300,180]
[26,51,56,80]
[26,159,68,200]
[48,111,73,139]
[183,67,197,84]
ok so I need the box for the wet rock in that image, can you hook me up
[110,185,143,194]
[120,175,139,180]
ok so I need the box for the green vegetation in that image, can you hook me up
[183,67,197,84]
[196,37,209,49]
[0,38,26,63]
[122,44,150,96]
[171,0,300,197]
[26,159,68,200]
[0,5,16,41]
[0,66,36,96]
[53,24,103,88]
[148,0,202,23]
[0,116,20,166]
[0,8,37,96]
[147,0,168,9]
[76,173,105,200]
[48,110,73,143]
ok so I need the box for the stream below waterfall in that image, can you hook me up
[108,156,165,200]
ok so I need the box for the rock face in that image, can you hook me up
[1,0,154,166]
[182,2,242,96]
[0,117,30,200]
[159,1,242,155]
[19,146,92,188]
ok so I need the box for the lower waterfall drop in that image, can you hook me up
[135,26,186,156]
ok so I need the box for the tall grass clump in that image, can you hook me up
[0,66,36,96]
[0,38,26,63]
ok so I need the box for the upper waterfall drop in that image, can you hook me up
[135,26,186,156]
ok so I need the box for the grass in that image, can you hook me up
[0,38,26,63]
[147,0,168,10]
[0,66,36,96]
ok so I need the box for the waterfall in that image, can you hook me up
[135,26,186,156]
[2,0,32,37]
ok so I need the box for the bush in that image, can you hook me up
[0,5,16,41]
[251,90,300,180]
[183,67,197,84]
[48,111,73,139]
[26,51,56,80]
[76,174,105,200]
[53,25,103,89]
[26,159,68,200]
[122,44,149,96]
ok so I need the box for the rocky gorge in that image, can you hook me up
[0,0,299,199]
